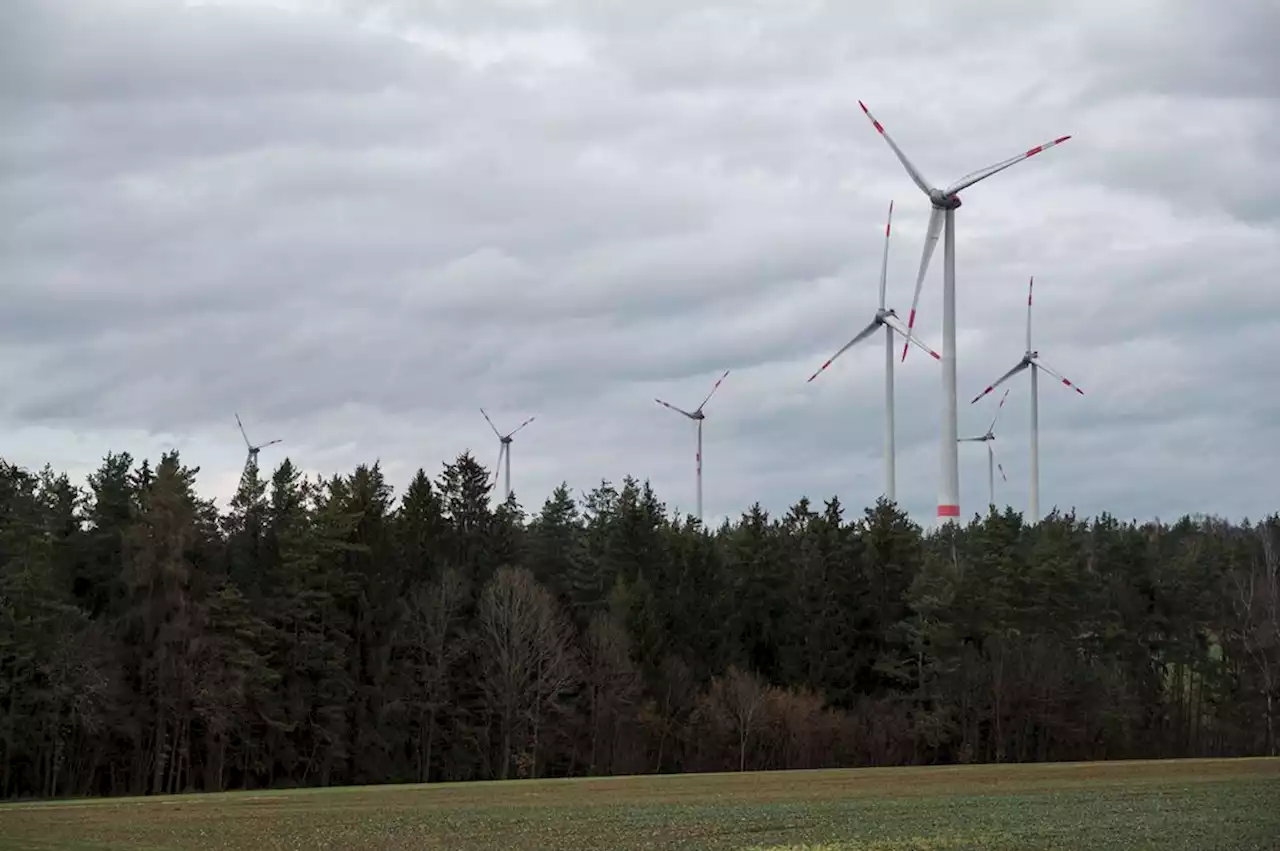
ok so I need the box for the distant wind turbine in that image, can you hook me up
[235,413,281,480]
[959,388,1010,511]
[481,408,535,502]
[971,277,1084,522]
[655,369,729,523]
[859,99,1070,522]
[806,200,940,503]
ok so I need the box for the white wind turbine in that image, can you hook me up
[959,388,1010,512]
[858,100,1070,522]
[655,369,729,523]
[235,413,281,479]
[971,276,1084,522]
[806,200,940,503]
[481,408,535,502]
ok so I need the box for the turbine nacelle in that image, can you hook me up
[930,190,962,210]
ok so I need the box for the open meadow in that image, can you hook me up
[0,758,1277,851]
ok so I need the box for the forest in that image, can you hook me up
[0,449,1276,800]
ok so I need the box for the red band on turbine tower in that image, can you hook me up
[937,504,961,518]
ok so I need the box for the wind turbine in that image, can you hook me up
[655,369,729,523]
[806,200,941,503]
[481,408,535,502]
[959,388,1009,512]
[858,100,1070,522]
[235,413,281,478]
[971,276,1084,522]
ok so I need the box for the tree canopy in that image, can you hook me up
[0,451,1275,799]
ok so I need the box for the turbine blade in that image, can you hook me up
[696,369,730,412]
[988,388,1011,433]
[971,361,1030,404]
[492,443,506,486]
[858,101,934,196]
[656,398,697,419]
[943,135,1071,196]
[480,407,503,438]
[235,413,251,449]
[878,200,893,309]
[1033,358,1085,396]
[261,439,283,448]
[958,436,986,442]
[508,415,536,438]
[901,206,944,362]
[883,314,941,361]
[806,319,881,383]
[1026,275,1034,352]
[992,444,1008,482]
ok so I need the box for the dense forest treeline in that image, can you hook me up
[0,450,1276,799]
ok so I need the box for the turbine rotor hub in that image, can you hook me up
[930,190,961,210]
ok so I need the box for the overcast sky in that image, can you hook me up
[2,0,1278,526]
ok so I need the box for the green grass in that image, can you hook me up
[0,758,1276,850]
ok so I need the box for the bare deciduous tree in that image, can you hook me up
[582,610,640,774]
[398,566,467,782]
[476,566,577,779]
[696,666,769,772]
[1233,525,1280,756]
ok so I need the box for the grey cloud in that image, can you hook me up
[2,0,1277,526]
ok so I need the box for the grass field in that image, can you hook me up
[0,758,1276,850]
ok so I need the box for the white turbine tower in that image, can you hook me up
[959,388,1010,512]
[971,276,1084,522]
[235,413,281,481]
[655,369,729,523]
[858,100,1070,523]
[806,200,940,503]
[481,408,535,502]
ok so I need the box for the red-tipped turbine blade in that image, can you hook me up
[235,413,252,449]
[1026,276,1035,352]
[807,319,882,383]
[1033,358,1085,396]
[480,407,503,438]
[878,200,893,309]
[656,398,697,419]
[696,369,731,412]
[858,101,935,197]
[988,388,1011,433]
[971,361,1030,404]
[902,206,945,362]
[508,415,536,437]
[883,314,940,361]
[944,135,1071,196]
[491,444,505,486]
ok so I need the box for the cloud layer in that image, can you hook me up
[3,0,1278,524]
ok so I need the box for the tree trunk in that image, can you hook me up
[151,712,167,796]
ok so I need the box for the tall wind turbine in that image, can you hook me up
[806,200,940,503]
[959,388,1009,511]
[971,276,1084,522]
[655,369,729,523]
[235,413,281,480]
[858,100,1070,522]
[481,408,535,502]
